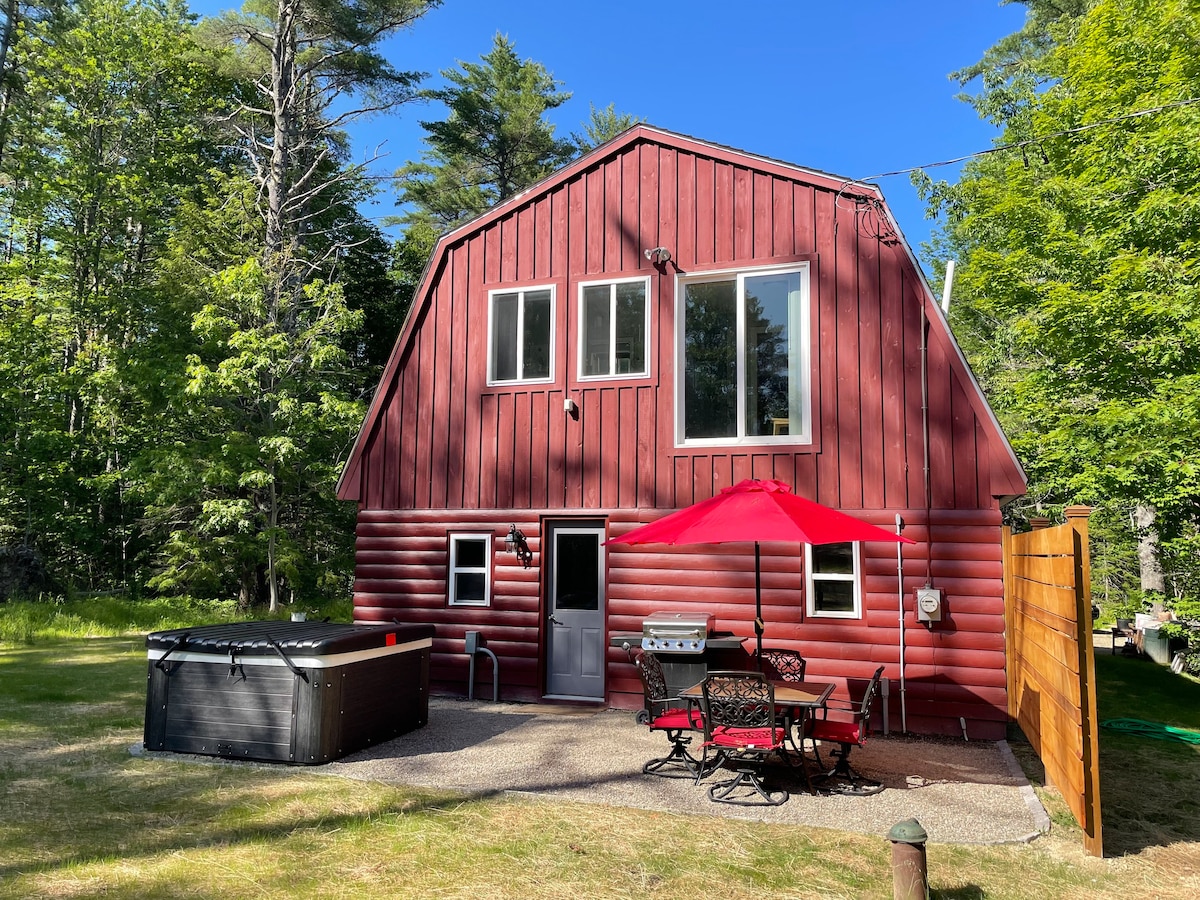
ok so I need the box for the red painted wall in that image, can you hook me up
[353,507,1008,739]
[342,130,1023,739]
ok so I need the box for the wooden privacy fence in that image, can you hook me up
[1002,506,1103,857]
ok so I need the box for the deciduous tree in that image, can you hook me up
[922,0,1200,599]
[0,0,232,586]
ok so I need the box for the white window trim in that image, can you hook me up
[576,275,652,381]
[674,262,812,446]
[805,542,862,619]
[448,532,493,607]
[486,284,556,386]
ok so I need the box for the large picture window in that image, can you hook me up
[579,277,649,378]
[805,542,860,618]
[677,264,810,443]
[489,286,554,383]
[448,533,492,607]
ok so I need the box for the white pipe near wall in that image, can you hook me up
[941,259,956,313]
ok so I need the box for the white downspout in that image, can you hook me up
[941,259,956,313]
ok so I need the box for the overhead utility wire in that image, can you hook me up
[851,95,1200,185]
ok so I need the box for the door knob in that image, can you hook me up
[548,613,563,625]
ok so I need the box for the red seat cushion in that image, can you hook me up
[708,725,784,750]
[808,719,862,745]
[650,707,703,730]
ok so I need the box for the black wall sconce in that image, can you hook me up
[505,524,533,568]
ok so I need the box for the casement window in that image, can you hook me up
[677,264,810,444]
[448,533,492,607]
[805,542,861,618]
[488,286,554,384]
[578,277,650,379]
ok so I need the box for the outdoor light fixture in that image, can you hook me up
[505,524,533,568]
[643,246,671,264]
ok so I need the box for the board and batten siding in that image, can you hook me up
[348,138,1014,513]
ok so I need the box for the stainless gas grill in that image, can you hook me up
[641,611,716,653]
[610,613,747,698]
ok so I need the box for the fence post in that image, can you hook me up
[1065,505,1102,857]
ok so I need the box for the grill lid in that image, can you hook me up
[641,611,715,653]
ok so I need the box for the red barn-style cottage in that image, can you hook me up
[337,126,1026,739]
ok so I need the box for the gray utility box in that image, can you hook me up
[144,620,434,764]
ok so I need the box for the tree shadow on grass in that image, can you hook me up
[0,758,482,882]
[1011,653,1200,858]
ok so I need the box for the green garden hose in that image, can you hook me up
[1100,718,1200,744]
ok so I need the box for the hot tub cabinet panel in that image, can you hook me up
[144,621,434,764]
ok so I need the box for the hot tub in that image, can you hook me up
[143,620,434,764]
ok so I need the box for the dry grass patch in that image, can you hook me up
[3,634,1200,898]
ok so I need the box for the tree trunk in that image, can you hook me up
[238,568,254,610]
[0,0,20,170]
[1133,503,1165,598]
[267,467,279,612]
[266,0,297,265]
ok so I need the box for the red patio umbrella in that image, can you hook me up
[606,479,915,662]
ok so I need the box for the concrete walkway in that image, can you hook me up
[325,698,1049,845]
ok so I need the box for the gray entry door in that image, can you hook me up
[544,522,606,700]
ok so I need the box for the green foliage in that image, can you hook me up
[138,258,364,605]
[0,1,423,603]
[571,102,642,152]
[395,32,575,230]
[339,222,411,376]
[0,594,354,645]
[925,0,1200,594]
[0,0,235,587]
[195,0,438,258]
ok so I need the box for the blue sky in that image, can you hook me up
[195,0,1027,262]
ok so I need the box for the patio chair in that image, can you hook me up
[804,665,886,796]
[634,651,706,778]
[699,671,789,806]
[758,648,807,682]
[757,647,811,759]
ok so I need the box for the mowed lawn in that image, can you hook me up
[1,608,1199,898]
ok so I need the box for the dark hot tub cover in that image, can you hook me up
[144,620,434,764]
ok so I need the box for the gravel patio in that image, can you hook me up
[321,697,1049,845]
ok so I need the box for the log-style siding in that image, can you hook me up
[340,128,1025,738]
[353,507,1008,738]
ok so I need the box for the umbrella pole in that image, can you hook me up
[754,541,764,668]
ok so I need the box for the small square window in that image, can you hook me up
[449,533,492,607]
[806,542,860,618]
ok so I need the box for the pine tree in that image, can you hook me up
[395,33,575,231]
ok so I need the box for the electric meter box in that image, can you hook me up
[916,588,943,623]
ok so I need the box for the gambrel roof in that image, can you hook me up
[338,125,1025,504]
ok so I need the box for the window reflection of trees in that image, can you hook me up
[684,281,737,438]
[684,276,793,439]
[745,277,792,437]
